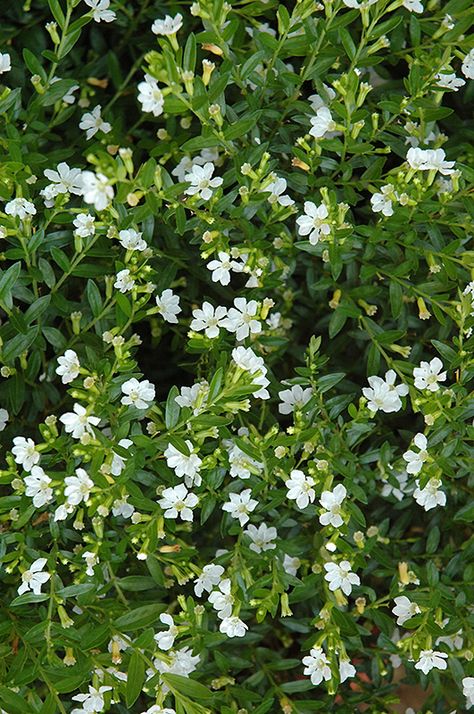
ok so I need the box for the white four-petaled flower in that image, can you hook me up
[319,484,347,528]
[285,469,315,509]
[18,558,50,595]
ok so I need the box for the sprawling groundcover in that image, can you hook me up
[0,0,473,712]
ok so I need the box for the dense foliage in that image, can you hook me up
[0,0,473,712]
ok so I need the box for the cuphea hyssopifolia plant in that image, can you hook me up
[0,0,473,712]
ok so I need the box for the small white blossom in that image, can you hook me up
[319,484,347,528]
[392,595,421,625]
[152,646,200,679]
[190,301,228,338]
[158,484,198,522]
[56,349,80,384]
[283,554,301,576]
[194,564,225,597]
[228,444,263,480]
[220,615,248,638]
[73,213,96,237]
[114,269,135,293]
[406,147,455,175]
[232,346,270,399]
[414,649,448,674]
[82,551,98,576]
[339,659,356,683]
[60,403,100,439]
[461,49,474,80]
[119,228,147,252]
[154,613,179,651]
[435,72,465,91]
[155,289,181,324]
[207,251,240,286]
[44,162,83,196]
[222,298,261,341]
[309,106,336,138]
[278,385,313,415]
[65,468,94,505]
[72,685,112,712]
[121,378,155,410]
[413,477,446,511]
[244,523,277,553]
[138,74,164,116]
[302,647,332,685]
[24,466,53,508]
[362,370,409,413]
[463,677,474,709]
[152,13,183,35]
[82,171,114,210]
[184,162,223,200]
[12,436,40,471]
[370,184,395,217]
[164,440,202,487]
[403,433,428,475]
[285,469,315,509]
[0,53,11,74]
[0,408,8,431]
[18,558,50,596]
[5,198,36,219]
[208,578,233,618]
[403,0,423,11]
[264,177,294,207]
[222,488,258,526]
[79,105,111,140]
[324,561,360,596]
[308,85,336,111]
[296,201,330,244]
[413,357,446,392]
[175,382,209,415]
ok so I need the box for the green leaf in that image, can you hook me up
[2,326,39,364]
[48,0,65,28]
[126,651,146,707]
[389,280,403,319]
[165,385,181,428]
[0,261,21,310]
[183,33,197,73]
[162,673,213,701]
[86,279,102,317]
[115,604,165,631]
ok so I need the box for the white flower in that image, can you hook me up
[403,433,428,475]
[319,484,347,528]
[0,408,8,431]
[56,349,80,384]
[119,228,147,252]
[141,706,176,714]
[370,184,395,217]
[194,564,225,597]
[60,403,100,439]
[461,49,474,80]
[381,469,410,501]
[309,106,336,138]
[222,298,261,341]
[339,659,356,683]
[362,370,409,413]
[463,677,474,708]
[114,269,135,293]
[222,488,258,526]
[413,357,446,392]
[73,213,95,237]
[121,378,155,410]
[152,13,183,35]
[392,595,421,626]
[232,346,270,399]
[302,647,332,685]
[84,0,116,22]
[175,382,209,415]
[190,302,228,338]
[24,466,53,507]
[324,561,360,596]
[406,147,455,175]
[220,616,248,638]
[414,649,448,674]
[207,251,240,286]
[44,163,83,199]
[158,484,198,522]
[184,162,223,200]
[82,551,98,576]
[285,469,315,509]
[342,0,377,7]
[156,289,181,324]
[244,523,277,553]
[403,0,423,11]
[154,613,179,651]
[308,84,336,111]
[72,685,112,712]
[152,646,200,679]
[296,201,330,244]
[208,578,234,618]
[435,72,465,91]
[413,477,446,511]
[138,74,164,116]
[278,385,313,415]
[82,171,114,210]
[0,53,11,74]
[5,198,36,219]
[12,436,40,471]
[283,554,301,576]
[111,494,135,518]
[164,440,202,487]
[64,468,94,505]
[264,177,294,207]
[18,558,50,596]
[79,105,111,140]
[228,444,263,480]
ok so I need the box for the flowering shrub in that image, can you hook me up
[0,0,473,712]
